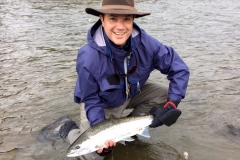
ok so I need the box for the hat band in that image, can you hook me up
[101,5,137,11]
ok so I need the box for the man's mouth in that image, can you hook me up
[113,31,125,36]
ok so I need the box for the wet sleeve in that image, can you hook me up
[153,43,190,102]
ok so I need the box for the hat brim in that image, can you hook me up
[85,8,150,18]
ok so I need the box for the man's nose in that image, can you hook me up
[116,20,125,29]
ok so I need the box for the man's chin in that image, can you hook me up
[112,40,126,47]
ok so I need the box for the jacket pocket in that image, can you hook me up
[98,76,125,107]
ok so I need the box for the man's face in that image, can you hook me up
[100,14,134,47]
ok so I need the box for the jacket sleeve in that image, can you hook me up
[153,42,190,102]
[74,49,106,126]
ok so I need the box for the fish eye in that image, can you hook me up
[75,146,80,149]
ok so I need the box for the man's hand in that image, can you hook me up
[149,101,182,128]
[96,140,116,156]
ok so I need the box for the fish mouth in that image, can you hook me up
[66,153,74,158]
[66,149,75,157]
[66,147,79,157]
[66,147,91,157]
[66,150,81,158]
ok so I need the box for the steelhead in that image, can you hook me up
[66,115,153,157]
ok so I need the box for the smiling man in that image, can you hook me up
[100,14,134,46]
[38,0,190,159]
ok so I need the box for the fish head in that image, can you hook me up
[66,139,96,157]
[66,144,89,157]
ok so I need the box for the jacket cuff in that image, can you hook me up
[168,94,182,103]
[167,98,180,107]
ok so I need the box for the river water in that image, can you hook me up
[0,0,240,160]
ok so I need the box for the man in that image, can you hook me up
[38,0,190,159]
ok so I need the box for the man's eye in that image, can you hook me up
[125,18,131,21]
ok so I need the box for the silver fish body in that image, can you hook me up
[66,115,153,157]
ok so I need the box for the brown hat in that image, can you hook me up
[85,0,150,18]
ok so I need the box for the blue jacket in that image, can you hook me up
[74,20,190,126]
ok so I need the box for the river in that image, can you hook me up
[0,0,240,160]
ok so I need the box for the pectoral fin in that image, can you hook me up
[119,141,126,145]
[138,127,150,138]
[122,137,135,142]
[118,137,135,145]
[90,152,98,159]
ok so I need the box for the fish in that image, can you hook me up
[66,115,153,157]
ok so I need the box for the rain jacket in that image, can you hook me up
[74,20,190,126]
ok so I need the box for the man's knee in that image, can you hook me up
[66,129,81,144]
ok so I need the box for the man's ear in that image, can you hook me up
[100,15,104,22]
